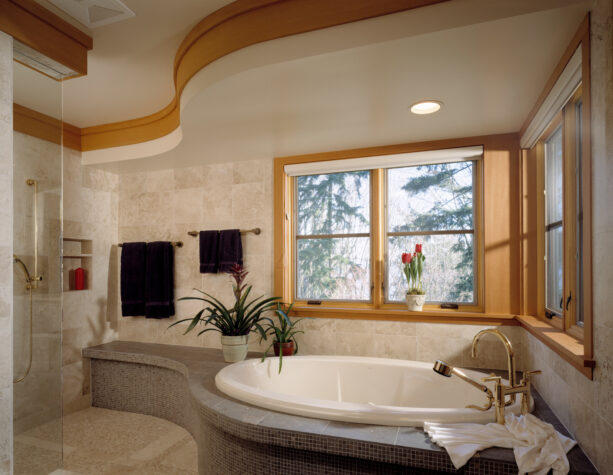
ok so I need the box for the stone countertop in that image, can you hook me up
[83,341,597,474]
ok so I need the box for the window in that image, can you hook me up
[283,146,483,312]
[539,87,585,335]
[386,162,476,304]
[295,171,371,301]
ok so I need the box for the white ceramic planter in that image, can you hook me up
[405,293,426,311]
[220,335,249,362]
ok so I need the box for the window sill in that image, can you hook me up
[516,315,594,379]
[289,305,517,325]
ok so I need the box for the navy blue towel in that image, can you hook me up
[145,241,175,319]
[218,229,243,273]
[120,242,147,316]
[199,230,219,273]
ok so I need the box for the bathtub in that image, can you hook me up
[215,355,528,426]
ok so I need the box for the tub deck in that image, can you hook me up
[83,341,597,474]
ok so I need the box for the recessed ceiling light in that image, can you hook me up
[410,100,443,115]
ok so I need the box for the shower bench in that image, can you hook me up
[83,341,597,475]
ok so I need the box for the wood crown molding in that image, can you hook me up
[0,0,93,76]
[80,0,450,152]
[13,103,82,151]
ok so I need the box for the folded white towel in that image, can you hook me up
[424,413,576,474]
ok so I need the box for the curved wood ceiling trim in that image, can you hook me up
[81,0,449,152]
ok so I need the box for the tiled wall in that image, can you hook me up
[0,31,12,475]
[524,1,613,471]
[116,158,274,351]
[62,147,120,414]
[12,131,62,438]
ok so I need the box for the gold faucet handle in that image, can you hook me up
[521,370,541,384]
[482,375,502,384]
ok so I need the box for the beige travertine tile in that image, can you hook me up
[144,169,175,193]
[174,166,204,189]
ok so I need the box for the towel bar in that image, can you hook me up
[187,228,261,237]
[118,241,183,247]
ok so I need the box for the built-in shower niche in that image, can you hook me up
[63,237,93,291]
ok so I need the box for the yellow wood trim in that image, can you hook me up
[517,315,593,379]
[563,90,578,332]
[13,103,82,150]
[78,0,449,151]
[482,133,521,315]
[372,169,384,307]
[291,305,519,326]
[579,25,593,361]
[0,0,92,76]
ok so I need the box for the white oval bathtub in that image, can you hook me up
[215,356,529,426]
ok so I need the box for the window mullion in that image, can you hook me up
[372,169,384,308]
[563,102,578,331]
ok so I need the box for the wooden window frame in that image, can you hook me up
[274,133,520,326]
[536,88,585,336]
[290,162,482,310]
[518,15,593,378]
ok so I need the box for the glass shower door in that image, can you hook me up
[12,60,63,475]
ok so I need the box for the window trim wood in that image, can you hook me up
[274,133,519,323]
[519,15,593,378]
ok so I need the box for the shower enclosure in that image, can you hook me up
[12,58,63,474]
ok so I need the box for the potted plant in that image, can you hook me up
[260,303,305,373]
[171,264,281,362]
[402,243,426,311]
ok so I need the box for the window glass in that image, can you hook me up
[297,172,370,236]
[295,171,371,301]
[386,161,476,304]
[545,127,563,314]
[388,234,474,302]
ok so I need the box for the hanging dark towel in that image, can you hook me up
[145,241,175,319]
[199,230,219,273]
[120,242,147,317]
[218,229,243,272]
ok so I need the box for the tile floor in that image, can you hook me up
[15,407,198,474]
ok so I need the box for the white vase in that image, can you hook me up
[405,293,426,311]
[220,335,249,362]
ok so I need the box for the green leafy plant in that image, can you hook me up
[170,264,281,338]
[260,303,305,373]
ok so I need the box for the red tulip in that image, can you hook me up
[402,252,412,264]
[415,243,422,254]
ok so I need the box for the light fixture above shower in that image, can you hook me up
[47,0,135,29]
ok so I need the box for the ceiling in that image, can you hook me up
[13,0,591,172]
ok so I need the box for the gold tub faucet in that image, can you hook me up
[471,329,517,402]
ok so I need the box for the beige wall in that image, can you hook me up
[0,30,13,475]
[62,147,120,414]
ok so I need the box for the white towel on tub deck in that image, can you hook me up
[423,413,576,474]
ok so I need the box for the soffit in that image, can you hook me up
[100,2,589,172]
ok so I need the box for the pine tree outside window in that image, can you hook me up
[289,148,482,308]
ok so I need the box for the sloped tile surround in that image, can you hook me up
[84,341,596,475]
